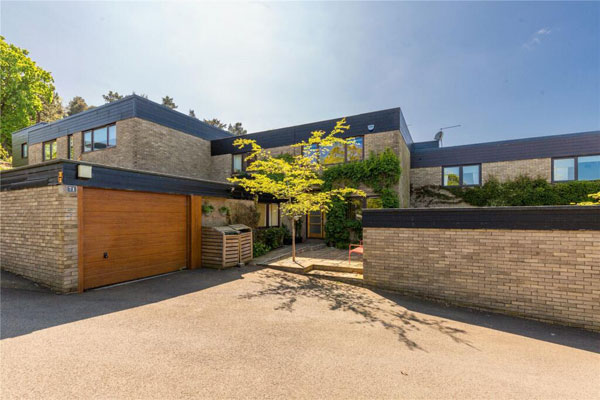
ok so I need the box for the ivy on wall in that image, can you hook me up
[322,148,402,248]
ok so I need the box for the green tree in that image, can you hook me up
[38,91,64,122]
[0,36,55,152]
[66,96,89,116]
[102,90,123,103]
[162,96,177,109]
[228,122,247,136]
[229,118,365,261]
[203,118,227,129]
[189,109,197,118]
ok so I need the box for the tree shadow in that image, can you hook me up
[240,270,473,351]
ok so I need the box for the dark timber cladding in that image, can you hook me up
[0,160,234,198]
[211,107,412,155]
[411,130,600,168]
[25,95,232,145]
[362,207,600,230]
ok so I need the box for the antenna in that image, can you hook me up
[434,125,461,147]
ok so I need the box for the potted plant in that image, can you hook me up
[202,204,214,215]
[219,206,230,217]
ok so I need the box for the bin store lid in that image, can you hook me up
[212,226,239,235]
[229,224,252,232]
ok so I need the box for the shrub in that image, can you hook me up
[253,242,271,258]
[256,226,287,250]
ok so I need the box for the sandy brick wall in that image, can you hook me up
[363,227,600,331]
[1,186,78,292]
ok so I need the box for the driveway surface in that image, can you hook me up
[1,267,599,399]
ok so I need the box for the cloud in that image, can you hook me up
[523,27,552,49]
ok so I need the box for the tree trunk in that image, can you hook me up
[292,219,296,262]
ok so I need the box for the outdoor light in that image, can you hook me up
[77,165,92,179]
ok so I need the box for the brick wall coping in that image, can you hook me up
[363,206,600,230]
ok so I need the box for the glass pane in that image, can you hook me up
[93,127,108,150]
[233,154,242,173]
[553,158,575,181]
[321,142,345,165]
[83,131,93,152]
[346,136,363,161]
[44,143,51,160]
[366,197,383,209]
[269,204,279,226]
[309,225,322,234]
[462,165,480,185]
[51,141,57,159]
[22,143,28,158]
[577,155,600,181]
[68,136,74,159]
[257,203,267,227]
[443,167,461,186]
[304,144,318,163]
[309,210,322,223]
[108,125,117,147]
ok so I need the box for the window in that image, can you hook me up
[303,136,364,164]
[21,143,28,158]
[443,165,481,187]
[553,155,600,182]
[67,135,74,159]
[233,154,244,173]
[42,140,57,161]
[83,124,116,153]
[257,203,280,228]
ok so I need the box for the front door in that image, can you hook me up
[307,211,324,239]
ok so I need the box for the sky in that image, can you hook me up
[1,1,598,146]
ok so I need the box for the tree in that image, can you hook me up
[66,96,89,116]
[229,118,365,261]
[132,91,148,99]
[162,96,177,109]
[203,118,227,129]
[102,90,123,103]
[189,109,197,118]
[228,122,247,136]
[38,91,64,123]
[0,36,55,152]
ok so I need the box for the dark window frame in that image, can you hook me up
[21,143,28,159]
[551,154,600,182]
[42,140,57,161]
[257,202,281,228]
[441,164,482,187]
[301,135,365,165]
[232,153,249,174]
[82,123,117,153]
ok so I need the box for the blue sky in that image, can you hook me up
[2,1,598,145]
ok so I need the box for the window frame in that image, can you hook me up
[21,143,28,159]
[257,202,281,228]
[82,123,117,153]
[67,134,74,160]
[232,153,247,174]
[441,164,481,187]
[302,135,365,165]
[42,140,57,161]
[552,154,600,182]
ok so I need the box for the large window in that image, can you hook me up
[232,153,247,174]
[83,124,116,153]
[21,143,28,159]
[443,164,481,187]
[42,140,57,161]
[553,155,600,182]
[303,136,364,165]
[257,203,280,227]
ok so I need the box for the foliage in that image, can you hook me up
[256,227,288,250]
[204,118,227,129]
[227,122,247,136]
[202,204,214,215]
[39,91,64,122]
[132,91,148,99]
[102,91,123,103]
[161,95,177,109]
[0,36,55,151]
[0,143,12,170]
[228,118,365,260]
[321,148,402,248]
[230,203,260,228]
[219,206,230,216]
[447,176,600,206]
[573,191,600,206]
[66,96,90,116]
[253,242,271,258]
[189,109,197,118]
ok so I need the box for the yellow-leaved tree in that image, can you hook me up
[574,192,600,206]
[228,118,366,261]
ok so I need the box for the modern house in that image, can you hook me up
[2,94,599,292]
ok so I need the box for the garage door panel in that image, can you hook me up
[81,188,189,290]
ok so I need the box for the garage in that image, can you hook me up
[79,188,189,290]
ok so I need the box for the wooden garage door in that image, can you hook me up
[80,188,188,290]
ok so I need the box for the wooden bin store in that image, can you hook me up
[201,225,253,269]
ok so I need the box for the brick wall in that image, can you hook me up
[363,227,600,330]
[0,186,78,293]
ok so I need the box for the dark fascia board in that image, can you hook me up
[211,107,413,155]
[411,130,600,168]
[362,206,600,231]
[1,160,234,198]
[24,95,233,145]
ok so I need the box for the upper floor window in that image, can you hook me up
[83,124,116,153]
[42,140,57,161]
[233,153,246,174]
[553,155,600,182]
[257,203,280,227]
[67,135,74,159]
[443,164,481,187]
[21,143,28,158]
[303,136,364,165]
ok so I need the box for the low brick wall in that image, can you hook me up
[363,207,600,331]
[0,186,78,292]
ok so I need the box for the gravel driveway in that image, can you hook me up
[1,267,599,399]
